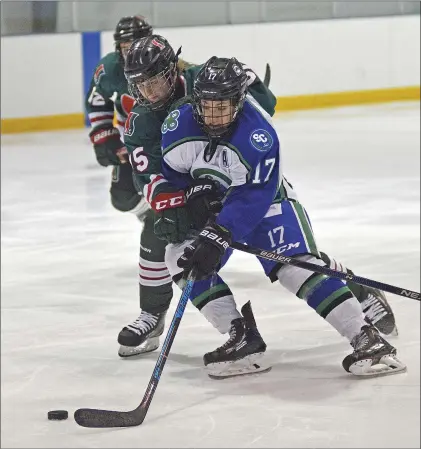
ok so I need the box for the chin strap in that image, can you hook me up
[204,139,219,162]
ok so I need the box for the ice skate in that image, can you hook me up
[118,310,167,357]
[204,302,271,379]
[361,287,398,336]
[343,324,406,377]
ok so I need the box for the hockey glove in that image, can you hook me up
[177,223,232,280]
[152,190,191,244]
[89,126,128,167]
[185,179,223,230]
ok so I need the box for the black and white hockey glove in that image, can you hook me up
[185,179,223,230]
[177,223,231,280]
[89,125,128,167]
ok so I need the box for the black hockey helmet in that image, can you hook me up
[193,56,248,138]
[114,16,153,60]
[124,34,180,111]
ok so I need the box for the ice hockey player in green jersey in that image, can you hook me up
[86,18,200,358]
[85,15,153,217]
[85,17,174,357]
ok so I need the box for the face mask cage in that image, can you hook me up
[127,63,177,111]
[193,93,245,138]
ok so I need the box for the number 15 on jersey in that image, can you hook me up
[129,146,149,173]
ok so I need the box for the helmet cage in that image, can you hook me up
[194,94,245,139]
[192,57,248,138]
[127,62,178,111]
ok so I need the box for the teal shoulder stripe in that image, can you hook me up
[163,136,208,156]
[192,168,232,186]
[272,180,296,203]
[245,96,277,136]
[245,96,266,118]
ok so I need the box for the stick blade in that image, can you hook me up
[74,407,146,428]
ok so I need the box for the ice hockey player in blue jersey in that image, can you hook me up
[155,56,406,378]
[122,35,277,359]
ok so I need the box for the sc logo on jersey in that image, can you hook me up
[250,129,273,152]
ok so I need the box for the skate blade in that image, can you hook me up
[349,354,407,377]
[379,325,399,338]
[208,366,272,380]
[118,337,159,358]
[206,352,271,379]
[388,325,399,337]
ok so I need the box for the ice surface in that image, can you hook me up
[1,103,419,448]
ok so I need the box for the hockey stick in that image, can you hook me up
[263,63,271,87]
[231,242,420,301]
[74,270,196,428]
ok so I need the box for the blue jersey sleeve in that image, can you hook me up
[161,158,191,190]
[216,146,279,241]
[216,103,280,241]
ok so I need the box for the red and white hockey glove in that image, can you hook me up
[152,190,191,244]
[89,126,128,166]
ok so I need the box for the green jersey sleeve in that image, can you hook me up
[85,52,120,129]
[248,78,277,117]
[123,105,166,195]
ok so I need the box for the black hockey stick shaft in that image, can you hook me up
[231,242,420,301]
[74,271,196,428]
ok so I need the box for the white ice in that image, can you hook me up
[1,102,420,448]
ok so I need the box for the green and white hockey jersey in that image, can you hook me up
[85,52,197,134]
[85,51,135,134]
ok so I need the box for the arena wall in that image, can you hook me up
[1,16,419,133]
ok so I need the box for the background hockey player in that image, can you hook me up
[122,34,277,357]
[85,16,153,219]
[155,57,406,378]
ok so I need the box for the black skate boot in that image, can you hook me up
[360,287,398,336]
[342,324,406,377]
[118,310,167,358]
[204,302,271,379]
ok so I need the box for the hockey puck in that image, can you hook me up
[48,410,68,421]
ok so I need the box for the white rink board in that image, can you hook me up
[103,15,420,96]
[0,33,83,118]
[1,103,420,448]
[1,15,420,120]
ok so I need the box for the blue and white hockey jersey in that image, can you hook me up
[160,94,296,241]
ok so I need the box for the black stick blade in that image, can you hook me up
[74,407,146,428]
[73,277,196,430]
